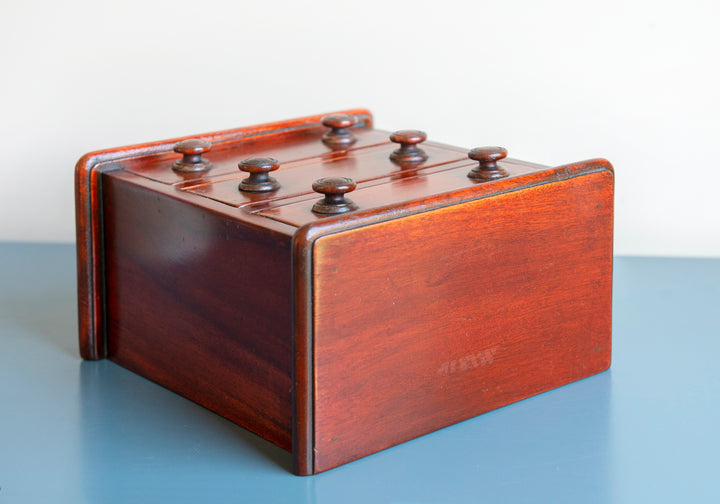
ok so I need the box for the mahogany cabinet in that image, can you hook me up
[75,109,614,475]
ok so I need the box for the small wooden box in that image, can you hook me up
[75,109,613,475]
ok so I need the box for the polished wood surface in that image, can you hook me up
[309,170,613,472]
[238,157,281,192]
[257,157,555,227]
[467,146,509,180]
[102,171,294,449]
[183,142,466,210]
[128,127,387,186]
[172,139,214,173]
[310,177,358,214]
[75,108,373,361]
[389,129,429,164]
[321,114,359,146]
[76,108,614,475]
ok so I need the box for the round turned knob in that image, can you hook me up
[467,146,509,180]
[311,177,359,214]
[389,130,428,164]
[172,139,213,173]
[238,157,281,192]
[322,114,358,146]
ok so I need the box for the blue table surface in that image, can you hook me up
[1,243,719,503]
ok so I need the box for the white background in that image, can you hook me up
[1,0,718,257]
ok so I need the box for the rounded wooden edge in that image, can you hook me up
[312,177,357,195]
[389,129,427,145]
[322,114,358,129]
[74,109,374,363]
[173,138,212,154]
[289,155,615,474]
[468,146,507,163]
[238,176,281,193]
[238,157,281,173]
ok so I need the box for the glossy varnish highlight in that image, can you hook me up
[311,171,613,472]
[102,172,294,449]
[75,109,614,475]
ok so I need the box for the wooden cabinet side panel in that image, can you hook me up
[102,174,294,449]
[75,108,373,361]
[312,170,614,472]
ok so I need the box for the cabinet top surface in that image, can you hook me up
[84,109,610,232]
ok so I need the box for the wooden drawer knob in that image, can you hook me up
[238,157,281,192]
[322,114,358,146]
[468,147,509,180]
[172,139,213,173]
[311,177,359,214]
[389,130,428,164]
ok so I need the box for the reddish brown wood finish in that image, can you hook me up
[309,170,613,472]
[321,114,359,146]
[182,142,468,210]
[389,129,429,164]
[291,158,613,474]
[238,157,281,192]
[75,108,614,476]
[172,139,214,173]
[75,108,373,361]
[102,171,294,449]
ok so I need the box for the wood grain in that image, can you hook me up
[102,172,294,449]
[76,108,613,476]
[309,169,613,473]
[75,108,372,360]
